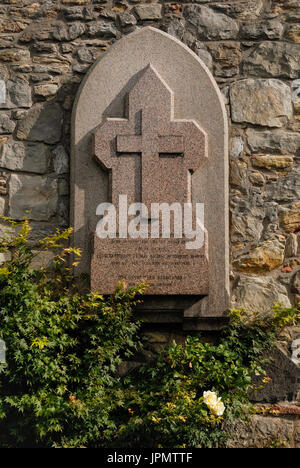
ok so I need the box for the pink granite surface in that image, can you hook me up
[91,236,209,295]
[91,64,208,295]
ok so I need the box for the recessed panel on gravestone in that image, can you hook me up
[91,237,209,295]
[91,64,208,296]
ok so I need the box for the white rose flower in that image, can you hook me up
[203,391,225,416]
[203,391,218,407]
[211,399,225,417]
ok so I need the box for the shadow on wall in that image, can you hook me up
[251,346,300,403]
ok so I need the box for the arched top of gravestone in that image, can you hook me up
[72,26,227,144]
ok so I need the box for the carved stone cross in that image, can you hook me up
[94,64,207,208]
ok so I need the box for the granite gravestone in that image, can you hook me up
[72,27,229,329]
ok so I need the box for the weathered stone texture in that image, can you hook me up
[243,42,300,79]
[195,47,213,70]
[227,414,297,448]
[246,130,300,155]
[231,276,291,314]
[87,20,117,38]
[0,77,32,109]
[207,42,242,77]
[0,49,30,64]
[240,20,284,40]
[0,141,49,173]
[119,12,137,29]
[0,197,5,217]
[251,155,293,171]
[0,176,8,196]
[266,171,300,203]
[53,145,69,175]
[184,6,239,40]
[279,207,300,233]
[9,174,58,221]
[230,79,292,127]
[249,171,265,187]
[286,25,300,43]
[292,271,300,294]
[0,114,15,134]
[220,0,265,19]
[34,84,59,98]
[134,4,162,21]
[231,197,265,243]
[285,234,298,258]
[235,238,286,273]
[17,103,63,144]
[62,0,89,4]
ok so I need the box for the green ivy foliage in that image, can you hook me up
[0,218,146,448]
[114,304,300,448]
[0,218,299,448]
